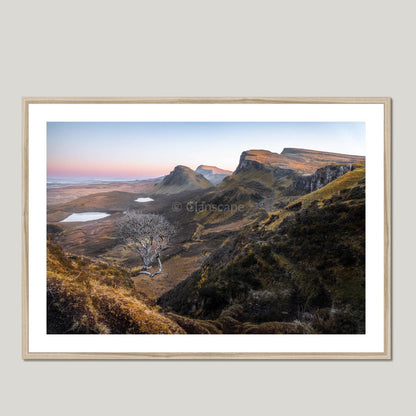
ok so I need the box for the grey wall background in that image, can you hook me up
[0,1,413,415]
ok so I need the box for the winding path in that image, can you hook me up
[258,197,275,213]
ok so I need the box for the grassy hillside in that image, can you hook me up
[264,166,365,230]
[281,147,365,170]
[48,237,308,334]
[159,168,365,334]
[47,238,185,334]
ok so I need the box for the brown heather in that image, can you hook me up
[47,239,185,334]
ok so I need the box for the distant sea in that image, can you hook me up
[47,177,163,188]
[47,177,144,188]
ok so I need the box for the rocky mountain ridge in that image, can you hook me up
[150,165,213,195]
[235,148,365,175]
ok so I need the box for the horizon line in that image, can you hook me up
[48,146,366,181]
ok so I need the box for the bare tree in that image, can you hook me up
[118,211,175,277]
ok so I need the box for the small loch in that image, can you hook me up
[60,212,110,222]
[135,197,154,202]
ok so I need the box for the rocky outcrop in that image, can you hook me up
[195,165,232,185]
[150,165,213,195]
[234,148,365,176]
[292,164,357,193]
[273,167,297,178]
[235,150,275,173]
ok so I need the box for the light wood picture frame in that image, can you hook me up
[22,97,391,359]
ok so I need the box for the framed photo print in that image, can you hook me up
[22,97,391,359]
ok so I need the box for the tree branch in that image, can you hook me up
[118,212,175,278]
[136,256,164,278]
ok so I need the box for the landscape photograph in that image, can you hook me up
[46,121,366,335]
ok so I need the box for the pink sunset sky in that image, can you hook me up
[47,122,365,180]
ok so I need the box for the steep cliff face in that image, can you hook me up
[234,148,365,176]
[234,150,277,173]
[292,164,357,194]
